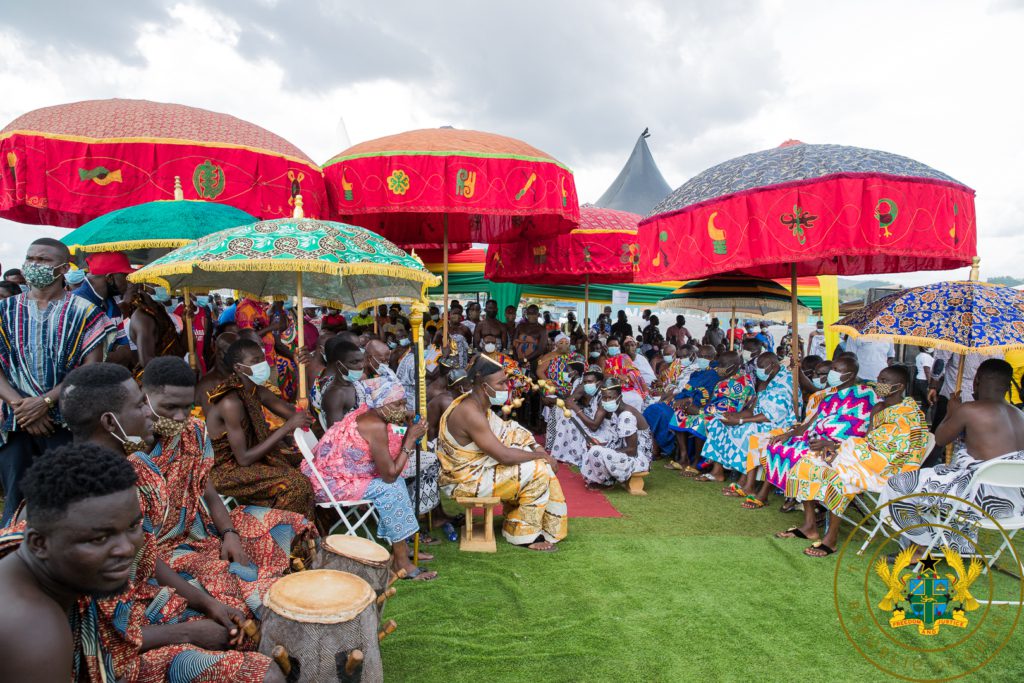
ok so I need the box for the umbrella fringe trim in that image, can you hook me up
[70,239,192,253]
[130,259,440,287]
[830,327,1023,354]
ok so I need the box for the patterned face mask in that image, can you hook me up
[874,382,903,398]
[378,404,406,424]
[148,397,186,438]
[22,261,67,289]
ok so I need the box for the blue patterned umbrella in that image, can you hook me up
[832,281,1024,353]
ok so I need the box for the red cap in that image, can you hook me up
[85,251,133,276]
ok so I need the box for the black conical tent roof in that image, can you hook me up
[594,128,672,216]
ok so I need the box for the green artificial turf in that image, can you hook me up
[380,467,1024,682]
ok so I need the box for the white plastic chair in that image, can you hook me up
[220,495,238,511]
[294,428,379,539]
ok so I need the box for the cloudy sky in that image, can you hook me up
[1,0,1021,284]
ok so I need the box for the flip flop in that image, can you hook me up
[722,483,746,497]
[741,496,766,509]
[804,542,836,558]
[681,466,700,478]
[775,527,810,540]
[663,461,683,470]
[401,566,438,581]
[694,473,721,482]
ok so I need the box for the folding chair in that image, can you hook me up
[294,428,379,539]
[855,431,934,555]
[914,457,1024,605]
[220,495,239,511]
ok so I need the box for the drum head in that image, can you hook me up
[324,534,391,564]
[265,569,375,623]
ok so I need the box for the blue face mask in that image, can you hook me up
[663,355,674,364]
[399,338,411,347]
[284,302,294,311]
[606,347,620,357]
[486,385,509,406]
[601,399,619,412]
[827,369,846,387]
[755,367,771,382]
[345,367,363,383]
[695,358,711,370]
[387,341,397,349]
[196,296,210,308]
[812,377,826,389]
[583,383,598,396]
[151,286,171,303]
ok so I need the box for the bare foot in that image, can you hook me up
[401,566,438,581]
[526,541,558,552]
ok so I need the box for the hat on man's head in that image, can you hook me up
[85,251,133,276]
[362,375,406,408]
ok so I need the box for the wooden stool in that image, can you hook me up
[455,496,500,552]
[625,471,649,496]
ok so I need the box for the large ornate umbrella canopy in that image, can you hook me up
[637,141,976,281]
[658,275,811,316]
[128,217,439,308]
[485,206,642,285]
[832,281,1024,354]
[61,196,255,255]
[322,127,580,248]
[0,98,326,227]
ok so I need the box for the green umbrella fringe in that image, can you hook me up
[130,258,440,287]
[830,326,1024,354]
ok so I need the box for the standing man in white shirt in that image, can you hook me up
[845,337,895,382]
[914,347,934,408]
[806,320,827,359]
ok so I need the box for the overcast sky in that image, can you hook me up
[1,0,1021,285]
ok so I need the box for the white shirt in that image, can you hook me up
[845,338,895,382]
[915,351,934,381]
[934,350,1004,402]
[807,329,827,358]
[631,353,657,384]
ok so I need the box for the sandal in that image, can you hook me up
[401,566,438,581]
[663,461,683,470]
[774,527,810,540]
[694,473,721,482]
[741,496,766,509]
[722,483,746,497]
[804,542,836,558]
[681,466,700,478]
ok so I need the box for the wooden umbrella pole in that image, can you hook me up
[946,357,966,465]
[442,214,449,347]
[183,286,197,372]
[296,273,307,404]
[409,300,428,565]
[729,305,736,350]
[584,274,590,359]
[790,265,800,408]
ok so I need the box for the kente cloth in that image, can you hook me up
[274,353,297,403]
[148,418,318,617]
[758,384,876,491]
[207,376,315,517]
[234,299,273,358]
[0,526,271,683]
[786,398,927,515]
[679,373,756,440]
[396,350,417,411]
[549,394,615,466]
[543,354,576,396]
[361,477,420,543]
[302,404,404,501]
[642,401,677,456]
[309,372,335,431]
[485,351,531,399]
[702,371,796,474]
[744,387,835,472]
[132,294,187,359]
[668,368,720,432]
[878,449,1024,555]
[0,292,114,441]
[438,393,567,544]
[602,354,649,398]
[580,411,653,485]
[654,359,686,394]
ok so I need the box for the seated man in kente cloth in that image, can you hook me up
[0,444,285,683]
[205,338,316,518]
[878,359,1024,559]
[438,354,567,551]
[786,364,926,557]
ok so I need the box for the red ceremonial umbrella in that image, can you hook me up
[637,140,978,403]
[0,98,327,227]
[323,127,580,340]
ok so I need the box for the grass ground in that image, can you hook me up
[381,466,1024,682]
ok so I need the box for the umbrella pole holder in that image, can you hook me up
[183,286,197,372]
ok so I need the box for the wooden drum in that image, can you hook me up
[318,535,392,596]
[259,569,382,682]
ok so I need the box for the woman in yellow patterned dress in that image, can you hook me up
[785,365,927,557]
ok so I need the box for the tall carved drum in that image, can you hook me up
[318,534,392,596]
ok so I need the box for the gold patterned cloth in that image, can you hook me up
[438,393,568,544]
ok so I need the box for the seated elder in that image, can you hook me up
[579,378,653,489]
[438,355,567,551]
[786,365,926,557]
[555,368,614,466]
[304,376,436,580]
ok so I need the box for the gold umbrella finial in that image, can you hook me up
[293,194,304,219]
[969,256,980,282]
[173,175,183,201]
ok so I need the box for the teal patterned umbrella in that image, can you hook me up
[832,281,1024,353]
[128,214,439,309]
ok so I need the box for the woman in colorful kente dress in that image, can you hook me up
[702,353,796,491]
[579,378,653,488]
[745,356,876,513]
[786,365,926,557]
[601,337,649,410]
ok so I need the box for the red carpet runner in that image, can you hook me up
[472,467,621,519]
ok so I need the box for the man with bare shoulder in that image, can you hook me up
[879,358,1024,557]
[436,355,567,551]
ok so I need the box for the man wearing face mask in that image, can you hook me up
[479,331,530,404]
[601,337,649,411]
[60,363,285,676]
[702,353,796,489]
[129,285,187,373]
[675,350,756,482]
[351,308,375,334]
[72,251,137,367]
[438,355,566,551]
[739,337,763,378]
[623,336,656,386]
[356,338,401,406]
[205,339,316,517]
[787,365,926,557]
[474,299,508,350]
[0,238,115,526]
[390,327,418,412]
[653,343,683,394]
[320,339,365,427]
[663,345,722,472]
[578,378,653,489]
[806,320,827,359]
[555,368,613,466]
[745,355,876,513]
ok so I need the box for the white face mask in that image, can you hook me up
[827,369,846,387]
[243,361,271,385]
[399,338,411,347]
[663,355,674,363]
[601,399,619,412]
[485,384,509,406]
[583,383,598,396]
[484,343,497,353]
[740,350,754,362]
